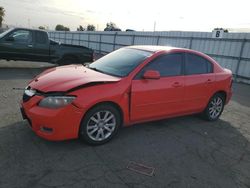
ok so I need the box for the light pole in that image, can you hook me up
[28,18,30,28]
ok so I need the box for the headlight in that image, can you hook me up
[38,96,76,109]
[24,88,36,97]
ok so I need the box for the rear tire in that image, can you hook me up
[202,93,225,121]
[79,104,121,145]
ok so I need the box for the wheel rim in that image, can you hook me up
[86,111,116,141]
[208,97,223,119]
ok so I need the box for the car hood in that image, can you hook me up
[29,65,121,92]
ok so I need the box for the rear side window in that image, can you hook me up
[185,53,213,75]
[135,53,183,79]
[35,31,48,44]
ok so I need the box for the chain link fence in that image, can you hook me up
[48,31,250,84]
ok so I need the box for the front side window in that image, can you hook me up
[185,53,213,75]
[135,53,183,79]
[8,30,32,43]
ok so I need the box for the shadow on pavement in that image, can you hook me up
[232,82,250,107]
[0,60,56,80]
[0,60,249,187]
[0,116,249,188]
[0,67,51,80]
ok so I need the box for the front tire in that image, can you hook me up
[203,94,225,121]
[79,104,121,145]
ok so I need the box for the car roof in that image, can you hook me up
[13,27,47,33]
[127,45,213,57]
[126,45,205,55]
[126,45,217,64]
[126,45,183,53]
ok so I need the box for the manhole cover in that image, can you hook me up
[127,161,155,176]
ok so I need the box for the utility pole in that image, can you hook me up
[28,18,30,28]
[153,21,156,32]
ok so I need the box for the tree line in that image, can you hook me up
[0,6,5,27]
[54,22,121,32]
[0,6,125,32]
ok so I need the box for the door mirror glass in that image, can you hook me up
[143,70,160,79]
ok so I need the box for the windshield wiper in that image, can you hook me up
[87,66,106,74]
[87,66,122,77]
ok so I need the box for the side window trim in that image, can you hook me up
[134,52,185,80]
[180,53,185,76]
[207,58,214,73]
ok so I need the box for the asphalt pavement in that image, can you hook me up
[0,60,250,188]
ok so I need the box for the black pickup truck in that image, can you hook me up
[0,28,94,65]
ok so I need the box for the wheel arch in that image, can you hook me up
[202,90,226,121]
[78,101,124,143]
[212,90,227,102]
[78,101,124,135]
[203,90,227,112]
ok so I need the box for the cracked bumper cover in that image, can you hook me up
[21,95,85,141]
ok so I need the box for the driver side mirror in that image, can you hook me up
[143,70,160,79]
[5,36,14,42]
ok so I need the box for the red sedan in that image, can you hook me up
[21,46,232,145]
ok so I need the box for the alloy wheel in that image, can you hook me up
[208,96,223,119]
[86,111,116,141]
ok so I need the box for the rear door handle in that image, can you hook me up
[172,82,182,88]
[206,79,213,84]
[27,44,33,48]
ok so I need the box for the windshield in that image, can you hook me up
[0,28,13,38]
[89,48,153,77]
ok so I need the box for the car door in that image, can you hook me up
[130,53,185,122]
[0,29,34,60]
[33,31,50,61]
[183,53,215,112]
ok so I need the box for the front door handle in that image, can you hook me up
[27,44,33,48]
[172,82,182,88]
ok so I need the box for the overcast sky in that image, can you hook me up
[0,0,250,31]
